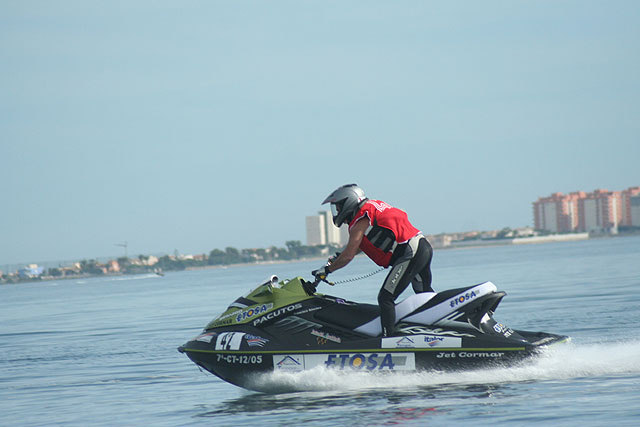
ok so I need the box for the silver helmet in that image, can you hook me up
[322,184,367,227]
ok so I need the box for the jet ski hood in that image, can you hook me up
[205,275,314,329]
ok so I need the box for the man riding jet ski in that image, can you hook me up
[313,184,434,337]
[178,275,569,391]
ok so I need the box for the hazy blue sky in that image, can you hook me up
[2,1,639,265]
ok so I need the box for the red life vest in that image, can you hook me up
[349,199,420,267]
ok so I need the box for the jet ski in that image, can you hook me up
[178,275,569,391]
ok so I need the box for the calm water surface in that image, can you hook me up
[2,236,640,426]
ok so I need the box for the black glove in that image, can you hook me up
[311,265,330,281]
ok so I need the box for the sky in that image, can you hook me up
[1,1,639,266]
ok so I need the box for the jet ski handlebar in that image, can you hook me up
[303,275,335,296]
[304,253,340,295]
[315,276,335,286]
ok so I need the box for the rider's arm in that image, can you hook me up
[326,217,367,273]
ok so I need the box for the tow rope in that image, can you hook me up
[330,267,385,285]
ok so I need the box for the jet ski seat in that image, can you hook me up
[313,302,380,330]
[313,292,437,335]
[353,292,437,336]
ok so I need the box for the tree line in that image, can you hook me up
[157,241,335,271]
[0,241,338,284]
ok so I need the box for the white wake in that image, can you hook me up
[249,340,640,393]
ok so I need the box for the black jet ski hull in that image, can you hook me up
[178,277,569,391]
[179,329,568,391]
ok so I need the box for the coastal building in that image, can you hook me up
[630,194,640,227]
[620,186,640,227]
[305,214,326,246]
[321,211,342,246]
[306,211,348,246]
[533,187,639,233]
[578,189,621,233]
[107,260,120,273]
[429,234,452,249]
[533,192,583,233]
[18,264,44,279]
[339,225,349,245]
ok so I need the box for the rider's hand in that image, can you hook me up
[311,266,330,280]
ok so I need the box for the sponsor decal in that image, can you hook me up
[236,303,274,323]
[194,332,217,343]
[382,334,462,349]
[321,353,415,371]
[396,326,475,338]
[449,290,477,308]
[253,303,303,326]
[293,306,322,316]
[390,265,404,287]
[245,334,269,347]
[493,323,514,338]
[436,351,505,359]
[274,355,304,372]
[310,329,342,343]
[215,332,245,350]
[272,353,416,372]
[423,336,445,346]
[216,354,263,364]
[369,200,392,212]
[387,336,415,348]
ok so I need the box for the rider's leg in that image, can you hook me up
[411,239,434,293]
[378,257,413,337]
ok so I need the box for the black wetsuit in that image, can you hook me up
[377,235,434,337]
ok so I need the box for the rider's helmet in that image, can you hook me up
[322,184,368,227]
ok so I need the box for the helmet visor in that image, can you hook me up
[331,202,341,218]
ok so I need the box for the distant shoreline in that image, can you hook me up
[441,232,590,250]
[183,256,327,271]
[3,232,639,285]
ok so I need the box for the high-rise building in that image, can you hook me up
[631,195,640,227]
[306,211,348,246]
[320,211,341,245]
[578,189,621,232]
[533,192,583,232]
[533,187,638,233]
[305,214,326,246]
[621,186,640,227]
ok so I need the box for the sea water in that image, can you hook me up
[1,236,639,426]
